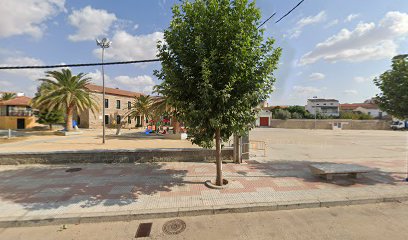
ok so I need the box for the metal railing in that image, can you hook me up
[246,140,267,157]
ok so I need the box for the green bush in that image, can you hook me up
[274,109,291,120]
[291,112,303,119]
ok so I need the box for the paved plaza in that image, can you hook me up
[0,128,407,225]
[0,128,199,153]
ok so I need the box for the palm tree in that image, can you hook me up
[126,95,153,127]
[32,69,98,131]
[150,95,180,133]
[152,85,181,133]
[0,92,16,101]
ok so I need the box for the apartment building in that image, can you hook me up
[75,84,144,129]
[305,98,340,117]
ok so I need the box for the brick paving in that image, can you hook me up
[0,158,407,220]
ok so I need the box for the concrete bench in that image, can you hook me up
[309,163,372,180]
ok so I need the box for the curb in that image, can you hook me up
[1,195,408,228]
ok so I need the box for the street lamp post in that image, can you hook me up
[96,38,111,144]
[313,96,318,130]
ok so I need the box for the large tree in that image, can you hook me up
[32,69,98,131]
[374,55,408,119]
[155,0,281,186]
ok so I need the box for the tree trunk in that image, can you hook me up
[172,115,180,134]
[66,107,73,132]
[49,124,53,131]
[215,128,223,186]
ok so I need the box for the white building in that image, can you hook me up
[255,101,272,127]
[340,103,387,119]
[305,98,339,117]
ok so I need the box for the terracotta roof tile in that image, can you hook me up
[86,84,143,98]
[0,96,31,106]
[340,103,379,110]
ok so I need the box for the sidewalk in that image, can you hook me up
[0,158,407,227]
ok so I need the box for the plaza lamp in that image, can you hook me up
[96,38,112,144]
[313,96,318,129]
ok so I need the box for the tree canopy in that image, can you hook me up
[0,92,16,101]
[155,0,282,148]
[154,0,281,186]
[374,55,408,119]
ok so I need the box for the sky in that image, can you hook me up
[0,0,407,106]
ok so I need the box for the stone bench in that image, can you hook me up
[309,163,372,180]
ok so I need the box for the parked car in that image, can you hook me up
[390,120,408,130]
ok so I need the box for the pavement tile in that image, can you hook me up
[0,159,407,223]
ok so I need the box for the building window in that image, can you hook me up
[104,99,109,108]
[116,115,121,124]
[128,116,131,124]
[323,103,326,105]
[330,103,333,105]
[104,115,109,125]
[367,112,371,115]
[116,100,121,109]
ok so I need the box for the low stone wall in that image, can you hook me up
[0,148,233,165]
[269,119,391,130]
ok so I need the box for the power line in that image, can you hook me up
[258,12,277,29]
[0,2,304,71]
[275,0,305,23]
[0,59,160,70]
[257,0,305,29]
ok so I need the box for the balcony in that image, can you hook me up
[5,111,33,117]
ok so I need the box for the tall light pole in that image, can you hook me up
[96,38,111,144]
[313,96,318,129]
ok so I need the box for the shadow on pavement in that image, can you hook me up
[0,163,188,210]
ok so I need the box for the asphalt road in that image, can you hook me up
[2,202,408,240]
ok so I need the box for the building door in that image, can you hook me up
[17,118,25,129]
[260,117,269,126]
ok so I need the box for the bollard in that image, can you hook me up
[8,129,11,139]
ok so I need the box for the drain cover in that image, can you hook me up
[135,222,152,238]
[65,168,82,173]
[162,219,186,235]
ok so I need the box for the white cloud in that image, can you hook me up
[354,75,377,83]
[345,14,360,22]
[0,57,45,80]
[290,11,327,38]
[309,72,325,81]
[325,19,339,28]
[68,6,117,41]
[300,11,408,65]
[87,69,111,85]
[344,89,358,95]
[114,75,155,94]
[0,0,65,38]
[293,85,321,96]
[93,31,163,62]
